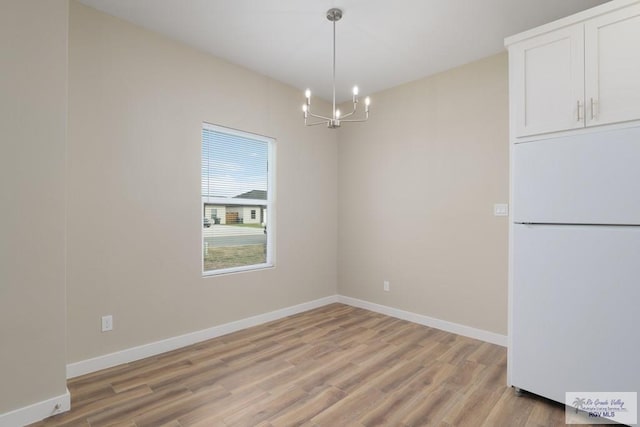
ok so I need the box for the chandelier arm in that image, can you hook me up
[337,115,370,123]
[307,110,333,121]
[305,119,330,127]
[339,103,358,119]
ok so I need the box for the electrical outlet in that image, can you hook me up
[101,315,113,332]
[383,280,390,292]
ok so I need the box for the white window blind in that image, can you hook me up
[201,123,274,275]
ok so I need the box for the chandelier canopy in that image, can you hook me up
[302,8,371,129]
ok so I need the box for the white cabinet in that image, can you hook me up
[585,4,640,126]
[507,2,640,138]
[510,26,584,137]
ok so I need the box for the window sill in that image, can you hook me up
[202,263,275,278]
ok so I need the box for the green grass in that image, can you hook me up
[203,244,266,271]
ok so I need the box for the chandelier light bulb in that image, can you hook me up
[353,86,359,96]
[305,89,311,99]
[302,104,308,112]
[335,109,341,119]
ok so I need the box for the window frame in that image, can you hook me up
[201,122,276,277]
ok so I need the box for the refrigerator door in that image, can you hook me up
[513,126,640,225]
[511,224,640,406]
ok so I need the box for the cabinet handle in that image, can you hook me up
[590,98,597,120]
[577,100,582,122]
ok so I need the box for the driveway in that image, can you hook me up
[203,224,266,247]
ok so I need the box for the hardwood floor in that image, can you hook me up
[30,304,576,426]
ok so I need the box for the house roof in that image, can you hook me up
[235,190,267,200]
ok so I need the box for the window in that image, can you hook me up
[201,123,274,275]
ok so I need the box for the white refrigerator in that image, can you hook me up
[510,126,640,410]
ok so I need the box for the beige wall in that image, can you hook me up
[337,53,509,335]
[0,0,69,414]
[67,2,338,362]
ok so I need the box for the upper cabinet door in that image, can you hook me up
[585,3,640,127]
[512,25,585,137]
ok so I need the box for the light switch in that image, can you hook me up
[494,203,509,216]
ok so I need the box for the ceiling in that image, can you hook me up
[78,0,609,103]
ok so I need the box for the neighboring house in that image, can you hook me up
[225,206,263,224]
[203,205,227,224]
[203,189,267,225]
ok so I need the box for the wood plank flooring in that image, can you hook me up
[30,304,579,426]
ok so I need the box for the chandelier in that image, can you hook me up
[302,8,371,129]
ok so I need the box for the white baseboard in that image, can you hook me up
[66,295,339,378]
[0,388,70,427]
[337,295,508,347]
[67,293,506,380]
